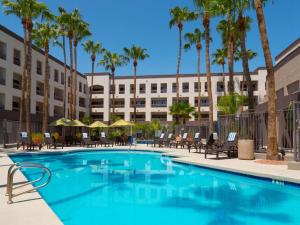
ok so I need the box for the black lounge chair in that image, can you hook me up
[44,133,64,149]
[163,133,174,147]
[204,132,238,160]
[99,132,114,147]
[178,132,189,148]
[189,132,203,152]
[17,132,42,150]
[81,133,97,148]
[202,133,219,151]
[153,132,166,147]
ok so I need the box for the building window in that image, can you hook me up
[0,67,6,85]
[79,82,82,92]
[54,69,59,82]
[61,72,65,85]
[91,113,104,121]
[182,82,189,93]
[130,84,134,94]
[91,99,104,108]
[91,85,104,94]
[36,82,44,96]
[0,41,6,60]
[151,98,167,107]
[112,99,125,108]
[160,83,167,93]
[131,98,146,108]
[287,81,299,95]
[194,82,200,92]
[13,73,22,90]
[67,76,70,87]
[252,81,258,91]
[151,83,157,93]
[36,102,43,114]
[12,97,20,112]
[217,81,224,92]
[0,93,5,110]
[79,97,85,107]
[151,113,167,121]
[205,82,208,92]
[54,88,63,101]
[119,84,125,94]
[110,85,115,94]
[36,60,42,75]
[195,97,209,107]
[13,49,21,66]
[83,84,87,94]
[172,83,177,93]
[139,84,146,94]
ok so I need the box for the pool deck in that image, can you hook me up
[1,144,300,225]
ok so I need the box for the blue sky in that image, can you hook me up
[1,0,300,76]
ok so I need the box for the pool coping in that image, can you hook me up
[2,145,300,225]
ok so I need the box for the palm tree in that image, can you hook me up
[184,28,203,120]
[2,0,51,136]
[169,6,198,102]
[169,102,195,125]
[72,20,91,119]
[56,7,68,118]
[82,40,105,114]
[32,22,58,133]
[253,0,278,159]
[235,0,256,110]
[193,0,218,133]
[98,51,127,121]
[212,48,227,96]
[123,45,149,123]
[217,93,247,115]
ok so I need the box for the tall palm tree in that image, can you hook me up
[169,102,195,125]
[212,48,227,96]
[193,0,218,133]
[123,45,149,123]
[253,0,278,159]
[72,20,91,119]
[184,28,203,120]
[82,40,105,114]
[2,0,27,132]
[56,7,68,118]
[2,0,51,136]
[169,6,198,102]
[32,22,58,133]
[98,51,127,121]
[235,0,256,110]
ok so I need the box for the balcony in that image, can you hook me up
[54,88,63,101]
[79,97,86,108]
[151,98,167,108]
[91,99,104,108]
[131,98,145,108]
[91,85,104,94]
[13,73,22,90]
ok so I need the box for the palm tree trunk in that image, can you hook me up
[227,14,234,94]
[68,35,73,119]
[73,42,78,119]
[19,21,27,132]
[133,62,137,123]
[204,13,214,133]
[222,63,226,96]
[112,67,116,119]
[176,25,183,102]
[254,0,278,159]
[197,47,201,121]
[90,59,94,116]
[62,34,68,118]
[26,20,33,136]
[42,44,49,133]
[240,25,254,111]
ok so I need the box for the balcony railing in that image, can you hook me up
[54,95,63,101]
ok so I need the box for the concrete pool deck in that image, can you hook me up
[1,144,300,225]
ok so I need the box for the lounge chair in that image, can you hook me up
[189,132,203,152]
[153,132,165,147]
[81,133,97,148]
[17,132,42,150]
[44,133,64,149]
[204,132,238,160]
[99,132,114,147]
[179,132,189,148]
[163,133,174,147]
[202,133,219,151]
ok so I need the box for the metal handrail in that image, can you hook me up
[6,162,51,204]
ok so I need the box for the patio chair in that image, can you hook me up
[189,132,203,152]
[202,133,219,150]
[204,132,238,160]
[17,132,42,151]
[153,132,166,147]
[44,133,64,149]
[81,133,97,148]
[99,132,114,147]
[179,132,189,148]
[163,133,174,147]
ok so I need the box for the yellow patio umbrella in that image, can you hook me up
[89,121,108,128]
[49,118,72,127]
[69,119,87,127]
[109,119,134,127]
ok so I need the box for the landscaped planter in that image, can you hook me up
[238,139,255,160]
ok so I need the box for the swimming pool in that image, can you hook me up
[11,150,300,225]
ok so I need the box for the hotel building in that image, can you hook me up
[87,69,267,124]
[0,24,89,122]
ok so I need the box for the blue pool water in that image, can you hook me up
[11,151,300,225]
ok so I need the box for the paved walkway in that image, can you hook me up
[1,144,300,225]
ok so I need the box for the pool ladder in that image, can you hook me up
[6,162,52,204]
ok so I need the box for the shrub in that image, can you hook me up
[31,133,44,145]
